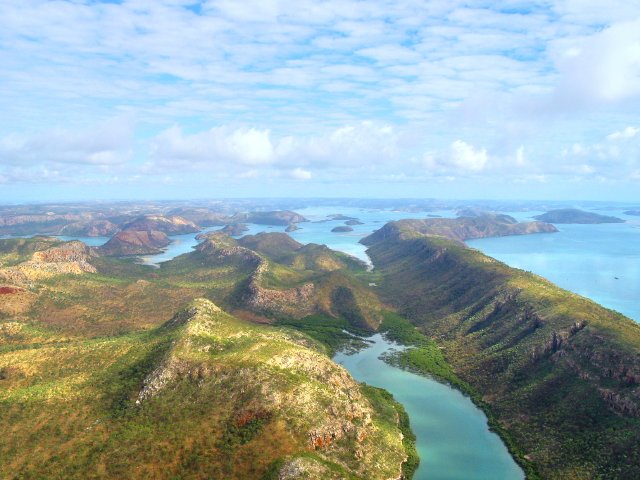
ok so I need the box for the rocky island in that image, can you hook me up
[533,208,625,224]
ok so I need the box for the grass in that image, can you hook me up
[365,233,640,480]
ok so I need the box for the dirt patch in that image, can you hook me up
[0,286,23,295]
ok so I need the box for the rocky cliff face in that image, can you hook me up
[0,240,96,283]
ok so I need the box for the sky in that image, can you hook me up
[1,0,640,202]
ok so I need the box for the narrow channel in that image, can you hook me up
[334,334,524,480]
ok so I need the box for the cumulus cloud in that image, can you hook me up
[151,125,275,166]
[148,121,405,174]
[449,140,489,172]
[607,126,640,141]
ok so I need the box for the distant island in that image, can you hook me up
[362,213,557,245]
[534,208,625,224]
[331,225,354,233]
[624,210,640,216]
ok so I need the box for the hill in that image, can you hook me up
[533,208,624,224]
[99,230,171,256]
[122,214,201,234]
[0,298,408,479]
[362,214,557,245]
[363,222,640,479]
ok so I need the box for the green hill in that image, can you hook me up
[363,226,640,479]
[0,298,408,479]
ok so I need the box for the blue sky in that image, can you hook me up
[1,0,640,201]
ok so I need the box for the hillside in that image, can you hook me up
[122,214,201,234]
[362,214,557,245]
[363,224,640,479]
[0,298,408,479]
[533,208,625,224]
[99,230,171,256]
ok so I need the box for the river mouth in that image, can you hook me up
[334,334,524,480]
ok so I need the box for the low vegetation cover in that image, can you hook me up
[363,225,640,480]
[0,234,410,479]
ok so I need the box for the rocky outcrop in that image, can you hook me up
[240,257,316,318]
[0,240,96,282]
[135,299,407,479]
[99,230,170,256]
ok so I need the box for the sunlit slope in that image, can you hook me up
[0,298,407,479]
[364,227,640,479]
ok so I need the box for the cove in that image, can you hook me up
[334,334,524,480]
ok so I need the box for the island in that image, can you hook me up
[624,210,640,216]
[362,213,557,245]
[331,225,354,233]
[533,208,625,224]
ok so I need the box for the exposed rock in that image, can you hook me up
[0,241,96,282]
[135,299,407,479]
[285,223,300,232]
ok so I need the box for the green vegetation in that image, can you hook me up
[0,234,414,479]
[365,231,640,480]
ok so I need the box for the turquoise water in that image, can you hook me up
[334,334,524,480]
[468,211,640,322]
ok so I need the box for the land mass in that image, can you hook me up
[0,235,412,479]
[534,208,625,224]
[362,213,557,245]
[362,221,640,479]
[331,226,354,233]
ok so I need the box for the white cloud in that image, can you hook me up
[449,140,489,172]
[553,18,640,105]
[607,126,640,141]
[289,168,312,180]
[151,125,275,166]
